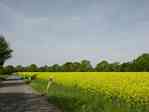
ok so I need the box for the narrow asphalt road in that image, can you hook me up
[0,75,61,112]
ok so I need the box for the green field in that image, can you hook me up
[19,72,149,112]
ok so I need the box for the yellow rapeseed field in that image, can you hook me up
[18,72,149,112]
[19,72,149,104]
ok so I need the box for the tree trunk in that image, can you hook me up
[0,61,4,66]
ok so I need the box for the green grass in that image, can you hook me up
[18,72,149,112]
[30,79,149,112]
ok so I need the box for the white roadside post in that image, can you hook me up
[46,77,54,94]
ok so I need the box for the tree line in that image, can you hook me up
[1,53,149,74]
[1,35,149,74]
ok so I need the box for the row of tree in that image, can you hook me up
[1,35,149,74]
[1,53,149,74]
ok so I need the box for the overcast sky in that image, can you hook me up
[0,0,149,66]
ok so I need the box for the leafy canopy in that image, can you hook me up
[0,35,13,66]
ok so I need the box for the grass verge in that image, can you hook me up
[30,79,149,112]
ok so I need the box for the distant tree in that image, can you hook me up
[0,35,13,66]
[50,64,62,72]
[120,62,134,72]
[61,62,82,72]
[109,62,120,72]
[27,64,38,72]
[15,65,24,72]
[72,62,81,72]
[12,53,149,72]
[95,60,110,72]
[3,65,15,74]
[47,66,53,72]
[80,60,93,72]
[134,53,149,71]
[39,65,49,72]
[62,62,74,72]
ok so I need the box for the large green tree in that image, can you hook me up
[0,35,13,66]
[80,60,93,72]
[27,64,38,72]
[134,53,149,71]
[109,62,120,72]
[95,60,110,72]
[62,62,74,72]
[50,64,62,72]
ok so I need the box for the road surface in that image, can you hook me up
[0,75,61,112]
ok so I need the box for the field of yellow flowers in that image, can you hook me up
[19,72,149,112]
